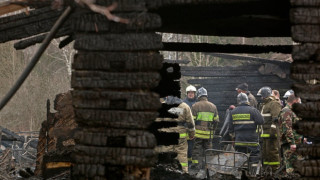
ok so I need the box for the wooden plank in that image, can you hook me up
[188,76,292,84]
[71,12,161,32]
[0,4,26,16]
[74,33,163,51]
[162,42,292,54]
[205,53,290,65]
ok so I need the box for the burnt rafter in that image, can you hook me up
[162,42,292,54]
[205,53,291,65]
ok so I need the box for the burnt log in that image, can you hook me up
[74,128,156,148]
[290,8,320,24]
[294,121,320,136]
[0,7,64,43]
[72,146,157,166]
[297,144,320,157]
[293,102,320,117]
[73,52,163,72]
[71,12,161,32]
[162,42,292,54]
[75,109,158,129]
[292,43,320,61]
[292,83,320,101]
[292,25,320,43]
[188,76,292,84]
[74,33,163,51]
[71,71,161,89]
[72,90,161,110]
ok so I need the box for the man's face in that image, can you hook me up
[294,98,301,104]
[187,91,195,99]
[237,89,244,94]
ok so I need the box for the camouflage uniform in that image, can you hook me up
[156,101,195,173]
[191,97,219,170]
[259,96,282,171]
[279,105,303,174]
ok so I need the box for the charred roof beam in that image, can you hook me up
[162,42,292,54]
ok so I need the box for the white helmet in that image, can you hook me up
[186,85,196,93]
[283,90,294,98]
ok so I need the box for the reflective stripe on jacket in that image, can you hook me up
[191,97,219,139]
[229,104,264,143]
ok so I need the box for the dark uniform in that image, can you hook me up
[191,96,219,169]
[228,103,264,162]
[279,105,303,174]
[259,96,282,170]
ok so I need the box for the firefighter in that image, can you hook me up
[272,89,284,107]
[228,93,264,162]
[257,86,282,171]
[279,94,305,174]
[236,83,258,108]
[156,96,195,173]
[191,87,219,172]
[183,85,197,168]
[184,85,197,107]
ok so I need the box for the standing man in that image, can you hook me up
[183,85,197,168]
[157,96,195,173]
[272,89,284,107]
[228,93,264,163]
[279,94,305,174]
[236,83,258,108]
[184,85,197,107]
[257,87,282,171]
[191,87,219,172]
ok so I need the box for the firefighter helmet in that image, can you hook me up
[197,87,208,98]
[186,85,197,93]
[257,86,272,98]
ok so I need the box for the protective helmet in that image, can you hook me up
[197,87,208,98]
[237,93,249,104]
[257,86,272,98]
[283,90,294,98]
[186,85,197,93]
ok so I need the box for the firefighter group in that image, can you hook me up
[157,83,306,177]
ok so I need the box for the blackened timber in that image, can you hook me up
[205,53,291,65]
[162,42,292,54]
[181,70,261,77]
[163,59,190,64]
[73,52,163,72]
[188,76,292,84]
[14,26,72,50]
[0,7,63,43]
[74,33,163,51]
[71,13,161,32]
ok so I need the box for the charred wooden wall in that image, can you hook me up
[289,1,320,178]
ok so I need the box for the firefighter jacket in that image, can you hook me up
[259,96,282,138]
[247,92,258,109]
[228,103,264,146]
[157,97,195,139]
[279,105,303,146]
[191,97,219,139]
